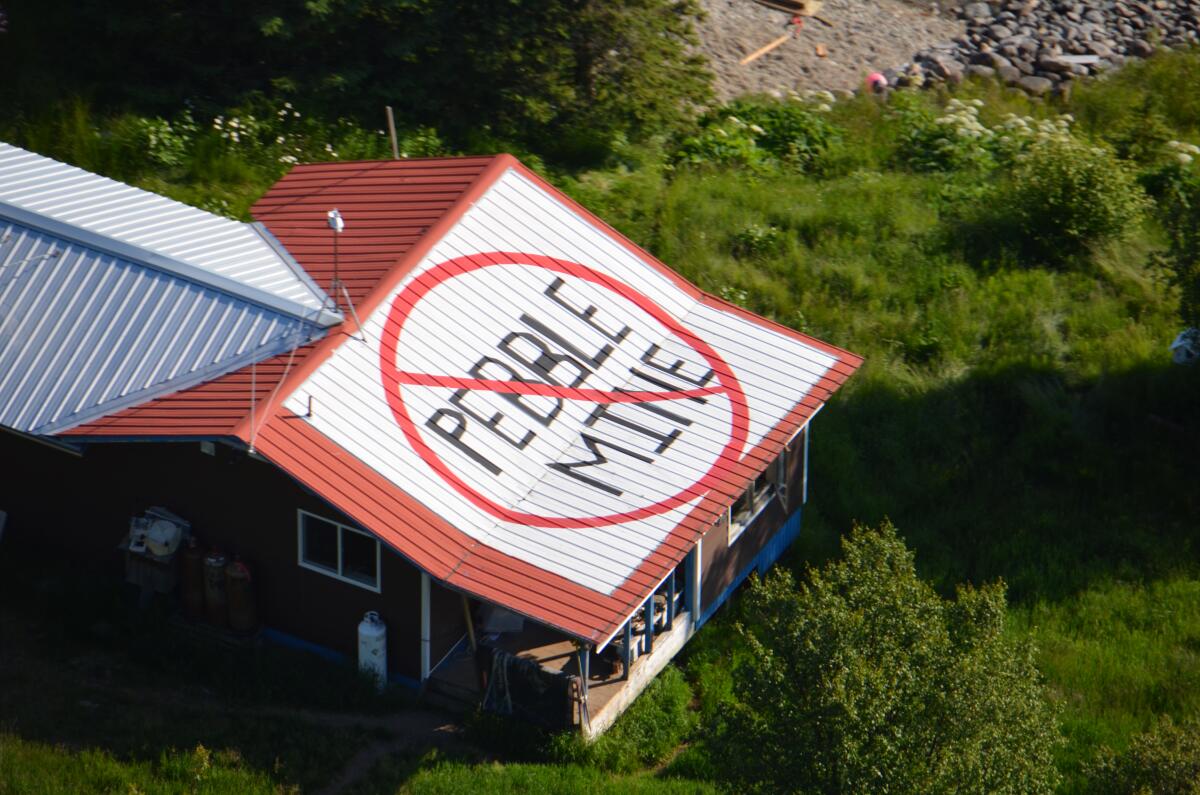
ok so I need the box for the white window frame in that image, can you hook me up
[727,452,787,546]
[297,509,382,593]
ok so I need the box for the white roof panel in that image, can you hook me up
[283,168,845,595]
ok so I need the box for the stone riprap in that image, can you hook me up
[893,0,1200,95]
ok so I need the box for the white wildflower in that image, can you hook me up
[1178,152,1194,165]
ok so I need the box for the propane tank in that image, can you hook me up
[357,611,387,689]
[181,537,206,621]
[203,552,228,627]
[225,557,257,634]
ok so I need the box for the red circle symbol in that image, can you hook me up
[379,252,749,528]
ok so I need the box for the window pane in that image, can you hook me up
[341,528,378,586]
[302,514,338,571]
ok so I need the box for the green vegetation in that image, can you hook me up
[4,23,1200,792]
[0,0,710,165]
[707,524,1060,794]
[0,736,286,795]
[1084,715,1200,795]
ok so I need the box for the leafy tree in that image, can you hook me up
[0,0,711,164]
[1153,168,1200,328]
[710,522,1061,794]
[1086,715,1200,795]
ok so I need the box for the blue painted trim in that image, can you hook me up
[696,508,803,629]
[259,626,421,690]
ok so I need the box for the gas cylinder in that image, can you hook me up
[225,557,257,634]
[203,552,228,627]
[357,611,387,689]
[181,537,205,621]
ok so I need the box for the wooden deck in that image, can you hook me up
[426,614,695,737]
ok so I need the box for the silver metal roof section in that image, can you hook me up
[0,143,340,435]
[0,219,326,435]
[0,143,341,327]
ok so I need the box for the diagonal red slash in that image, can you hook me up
[392,371,724,403]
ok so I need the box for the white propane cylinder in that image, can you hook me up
[357,611,387,689]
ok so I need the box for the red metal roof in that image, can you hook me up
[66,157,498,438]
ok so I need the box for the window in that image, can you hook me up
[728,452,787,545]
[298,509,381,591]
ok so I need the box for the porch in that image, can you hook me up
[425,553,697,738]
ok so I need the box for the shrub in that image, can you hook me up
[1148,152,1200,327]
[672,96,837,172]
[997,136,1149,265]
[708,522,1062,794]
[894,96,996,173]
[1085,716,1200,795]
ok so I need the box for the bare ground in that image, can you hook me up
[696,0,965,99]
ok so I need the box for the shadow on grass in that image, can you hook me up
[796,359,1200,605]
[0,549,415,792]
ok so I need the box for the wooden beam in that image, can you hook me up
[739,33,791,66]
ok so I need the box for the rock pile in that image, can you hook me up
[890,0,1200,95]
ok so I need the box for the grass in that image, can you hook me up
[0,735,287,795]
[1016,578,1200,792]
[5,48,1200,793]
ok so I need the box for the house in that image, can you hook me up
[0,143,861,735]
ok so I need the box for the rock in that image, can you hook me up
[970,50,1013,68]
[989,24,1015,39]
[1018,74,1054,94]
[1128,39,1155,57]
[967,64,998,78]
[997,64,1023,83]
[963,2,995,21]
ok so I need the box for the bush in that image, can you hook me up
[1149,157,1200,327]
[708,522,1062,794]
[672,96,837,172]
[1085,716,1200,795]
[997,136,1149,265]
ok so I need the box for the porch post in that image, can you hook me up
[579,644,590,696]
[420,571,431,682]
[666,570,675,631]
[690,541,703,620]
[802,426,810,504]
[623,619,633,681]
[643,596,654,655]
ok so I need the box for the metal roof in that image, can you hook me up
[0,143,340,326]
[244,157,861,643]
[64,156,499,438]
[0,218,325,434]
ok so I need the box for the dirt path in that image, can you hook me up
[696,0,964,99]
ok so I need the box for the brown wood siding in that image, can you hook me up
[0,430,464,681]
[700,427,807,612]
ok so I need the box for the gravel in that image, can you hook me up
[696,0,965,99]
[696,0,1200,100]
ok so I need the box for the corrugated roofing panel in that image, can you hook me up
[0,143,335,321]
[0,219,324,434]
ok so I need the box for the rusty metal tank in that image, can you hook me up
[225,558,257,634]
[181,537,205,621]
[203,552,228,626]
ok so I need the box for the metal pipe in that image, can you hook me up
[420,572,431,681]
